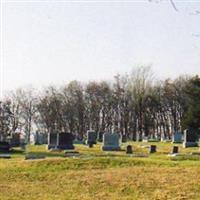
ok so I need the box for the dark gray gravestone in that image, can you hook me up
[58,132,74,150]
[149,145,156,153]
[0,142,10,152]
[171,146,179,154]
[97,132,104,142]
[183,129,198,148]
[172,132,182,143]
[86,130,97,146]
[121,134,127,143]
[126,145,133,154]
[88,143,93,148]
[47,132,58,150]
[102,133,120,151]
[9,133,21,147]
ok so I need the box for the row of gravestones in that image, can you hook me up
[47,131,121,151]
[142,129,199,147]
[47,129,200,151]
[1,128,199,153]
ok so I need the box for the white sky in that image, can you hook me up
[1,0,200,94]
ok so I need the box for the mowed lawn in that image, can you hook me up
[1,142,200,200]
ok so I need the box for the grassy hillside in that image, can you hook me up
[0,142,200,200]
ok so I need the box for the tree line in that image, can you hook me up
[0,67,199,143]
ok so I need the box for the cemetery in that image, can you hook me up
[0,130,200,200]
[1,0,200,198]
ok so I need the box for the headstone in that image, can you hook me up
[172,132,182,143]
[64,151,80,157]
[102,133,120,151]
[47,132,58,150]
[57,132,74,150]
[142,136,149,143]
[183,129,198,148]
[88,143,93,148]
[25,154,45,160]
[0,141,10,152]
[97,132,104,142]
[161,133,166,142]
[73,138,84,144]
[149,145,156,153]
[34,132,48,145]
[0,154,11,159]
[126,145,133,154]
[171,146,179,154]
[136,133,142,142]
[86,130,97,146]
[9,133,21,147]
[121,134,127,143]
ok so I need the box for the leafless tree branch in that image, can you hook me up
[169,0,178,11]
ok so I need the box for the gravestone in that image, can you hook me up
[102,133,120,151]
[34,132,48,145]
[73,138,84,144]
[47,132,75,150]
[88,143,93,148]
[58,132,75,150]
[183,129,198,148]
[9,133,21,147]
[136,133,142,142]
[0,142,10,152]
[149,145,156,153]
[171,146,179,154]
[126,145,133,154]
[47,132,58,150]
[97,132,104,142]
[161,133,166,142]
[86,130,97,146]
[172,132,182,143]
[25,154,45,160]
[121,134,127,143]
[142,136,149,143]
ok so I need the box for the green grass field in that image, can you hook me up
[1,142,200,200]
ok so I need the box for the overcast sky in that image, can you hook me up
[1,0,200,94]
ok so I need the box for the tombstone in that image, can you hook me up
[57,132,75,150]
[102,133,120,151]
[9,133,21,147]
[161,133,166,142]
[126,145,133,154]
[0,154,11,159]
[171,146,179,154]
[88,143,93,148]
[0,141,10,152]
[20,138,26,151]
[86,130,97,146]
[121,134,127,143]
[25,154,45,160]
[172,132,182,143]
[73,138,84,144]
[47,132,58,150]
[142,136,149,143]
[149,145,156,153]
[97,132,104,142]
[136,133,142,142]
[183,129,198,148]
[47,132,75,150]
[34,132,48,145]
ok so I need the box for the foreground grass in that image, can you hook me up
[0,142,200,200]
